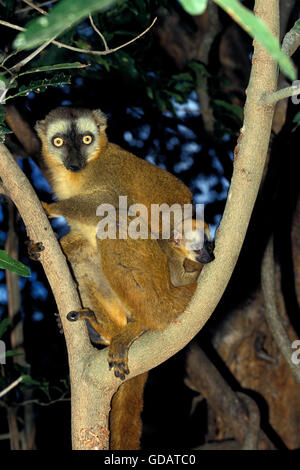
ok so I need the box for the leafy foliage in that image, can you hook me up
[5,74,72,101]
[14,0,115,50]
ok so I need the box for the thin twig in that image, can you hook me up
[89,14,108,51]
[22,0,47,16]
[9,36,56,72]
[0,20,24,32]
[261,236,300,384]
[0,376,23,399]
[16,393,70,407]
[17,0,59,14]
[95,17,157,56]
[0,17,157,58]
[262,84,300,105]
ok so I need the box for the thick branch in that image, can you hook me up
[261,236,300,384]
[185,344,274,450]
[0,143,110,449]
[0,145,84,346]
[4,105,41,160]
[237,393,260,450]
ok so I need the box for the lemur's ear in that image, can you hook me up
[34,120,45,137]
[93,109,107,128]
[170,229,182,247]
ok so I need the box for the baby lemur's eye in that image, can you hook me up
[52,137,64,147]
[82,134,93,145]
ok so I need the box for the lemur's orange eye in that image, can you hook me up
[53,137,64,147]
[82,134,93,145]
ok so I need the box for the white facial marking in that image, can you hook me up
[76,116,98,136]
[46,120,71,142]
[76,116,100,161]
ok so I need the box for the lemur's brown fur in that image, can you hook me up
[35,107,214,449]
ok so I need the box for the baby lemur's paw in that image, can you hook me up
[41,201,51,216]
[67,308,94,322]
[67,308,109,345]
[108,338,130,381]
[25,240,45,260]
[41,201,60,218]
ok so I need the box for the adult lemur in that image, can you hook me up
[34,107,214,449]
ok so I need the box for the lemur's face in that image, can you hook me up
[35,108,107,172]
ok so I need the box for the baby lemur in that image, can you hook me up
[35,107,214,449]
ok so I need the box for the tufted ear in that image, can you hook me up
[34,119,45,137]
[92,109,107,128]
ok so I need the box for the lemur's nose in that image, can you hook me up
[68,164,81,172]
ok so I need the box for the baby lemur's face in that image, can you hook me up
[35,107,107,172]
[171,218,215,265]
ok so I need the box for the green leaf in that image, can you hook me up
[0,104,5,123]
[189,61,210,77]
[0,124,12,143]
[5,349,24,358]
[0,250,31,277]
[73,40,91,50]
[13,0,116,50]
[0,74,9,87]
[94,56,110,72]
[293,111,300,123]
[179,0,208,15]
[165,90,185,102]
[19,62,89,76]
[5,74,71,101]
[146,86,154,100]
[0,318,10,339]
[213,0,296,80]
[172,73,194,82]
[214,99,244,120]
[21,375,41,386]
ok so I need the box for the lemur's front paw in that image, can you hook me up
[25,240,45,260]
[108,337,130,380]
